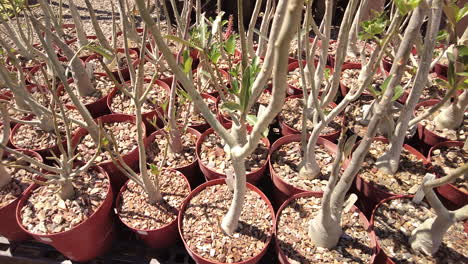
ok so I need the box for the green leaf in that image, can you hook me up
[395,0,422,15]
[358,12,388,40]
[324,68,331,80]
[391,85,404,101]
[225,35,236,55]
[86,44,113,60]
[183,57,193,73]
[222,102,242,112]
[230,79,240,95]
[246,114,258,126]
[165,35,203,51]
[456,4,468,22]
[436,30,449,42]
[343,134,358,159]
[149,164,160,175]
[177,88,191,101]
[209,48,221,64]
[457,72,468,77]
[240,66,252,112]
[380,75,394,95]
[457,45,468,57]
[435,78,449,87]
[161,100,169,112]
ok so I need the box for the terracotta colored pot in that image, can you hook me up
[178,179,275,264]
[107,78,169,134]
[196,128,270,185]
[275,191,378,264]
[15,166,116,262]
[414,99,468,148]
[0,150,42,241]
[287,37,320,65]
[71,114,145,191]
[368,195,468,264]
[434,63,447,77]
[57,72,112,118]
[10,115,63,159]
[268,134,337,206]
[428,141,468,209]
[116,169,190,249]
[286,61,331,96]
[145,127,202,188]
[353,137,431,215]
[84,48,139,82]
[339,63,377,98]
[278,94,342,142]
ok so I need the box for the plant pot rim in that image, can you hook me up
[177,178,275,264]
[71,113,144,166]
[427,140,468,195]
[9,115,63,153]
[274,191,378,264]
[145,127,201,171]
[352,137,432,196]
[279,94,341,138]
[269,134,338,194]
[15,165,112,237]
[196,127,270,178]
[106,78,170,115]
[0,149,43,209]
[115,169,191,232]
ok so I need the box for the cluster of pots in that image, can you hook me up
[1,31,465,263]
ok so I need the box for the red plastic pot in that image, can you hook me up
[268,134,337,206]
[278,94,342,142]
[116,169,190,249]
[107,78,169,134]
[275,191,378,264]
[196,128,270,185]
[0,149,42,241]
[428,141,468,209]
[353,137,431,213]
[338,62,386,98]
[84,48,139,82]
[15,165,115,262]
[57,72,112,118]
[178,178,275,264]
[145,127,202,188]
[286,61,330,96]
[10,115,63,159]
[71,114,145,191]
[369,195,468,264]
[413,99,467,147]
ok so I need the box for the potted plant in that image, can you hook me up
[371,164,468,263]
[135,0,301,262]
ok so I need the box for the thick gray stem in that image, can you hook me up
[377,1,442,174]
[434,90,468,130]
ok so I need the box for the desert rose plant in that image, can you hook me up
[135,0,303,235]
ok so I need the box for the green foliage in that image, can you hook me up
[456,3,468,22]
[225,35,237,55]
[0,0,30,20]
[367,75,404,101]
[436,30,449,43]
[149,163,160,175]
[358,12,388,41]
[394,0,422,15]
